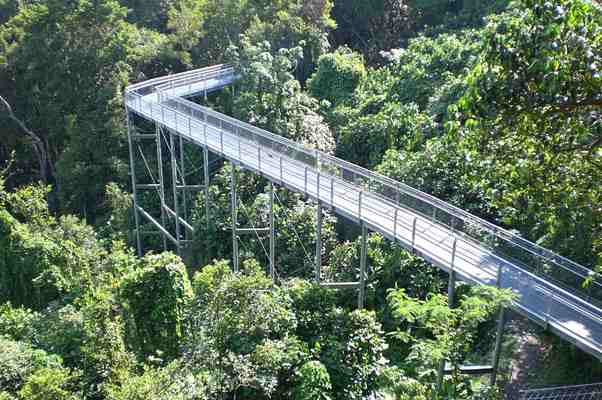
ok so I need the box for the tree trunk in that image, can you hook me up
[0,95,52,185]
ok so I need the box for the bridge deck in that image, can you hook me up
[125,65,602,359]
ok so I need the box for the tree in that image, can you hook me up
[120,252,193,361]
[0,0,178,220]
[457,0,602,270]
[184,259,305,398]
[308,46,366,106]
[227,37,335,153]
[330,0,410,62]
[387,285,514,397]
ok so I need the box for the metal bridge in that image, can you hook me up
[519,383,602,399]
[124,64,602,383]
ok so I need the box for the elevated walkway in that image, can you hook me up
[125,65,602,360]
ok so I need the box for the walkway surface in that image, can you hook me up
[125,65,602,359]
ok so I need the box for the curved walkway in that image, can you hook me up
[125,64,602,359]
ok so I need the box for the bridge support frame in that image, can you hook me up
[438,239,458,390]
[315,202,322,283]
[358,223,367,309]
[168,131,182,255]
[490,264,506,386]
[156,124,168,251]
[126,108,142,257]
[269,182,275,281]
[231,165,239,272]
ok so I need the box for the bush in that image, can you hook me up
[120,253,193,361]
[308,47,366,106]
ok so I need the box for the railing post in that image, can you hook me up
[231,165,239,272]
[220,130,224,155]
[257,146,261,171]
[203,112,208,146]
[330,177,334,206]
[358,190,363,219]
[304,166,308,194]
[411,217,418,249]
[279,157,283,183]
[393,208,398,240]
[238,130,242,160]
[126,108,142,256]
[317,171,321,201]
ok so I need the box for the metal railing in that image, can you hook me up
[125,65,602,357]
[520,383,602,399]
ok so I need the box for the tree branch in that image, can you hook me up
[0,94,50,184]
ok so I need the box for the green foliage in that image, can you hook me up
[320,310,389,399]
[308,47,365,106]
[457,0,602,269]
[291,360,332,400]
[105,360,206,400]
[0,0,179,220]
[17,367,81,400]
[167,0,335,78]
[388,285,515,396]
[0,336,65,396]
[227,37,335,152]
[185,260,304,398]
[120,252,193,361]
[0,303,39,342]
[0,184,105,309]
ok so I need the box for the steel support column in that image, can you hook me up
[156,124,167,250]
[490,307,506,385]
[269,182,275,281]
[204,147,210,226]
[359,223,367,309]
[125,108,142,256]
[179,135,188,240]
[438,239,458,390]
[231,165,239,272]
[315,202,322,282]
[169,131,181,254]
[491,263,506,386]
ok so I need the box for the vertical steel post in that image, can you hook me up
[269,182,275,281]
[203,146,210,227]
[156,124,167,250]
[231,165,239,272]
[491,262,506,386]
[438,238,458,390]
[315,203,322,282]
[490,307,506,385]
[126,108,142,256]
[169,131,181,254]
[359,223,367,309]
[179,135,188,239]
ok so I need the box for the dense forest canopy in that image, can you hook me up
[0,0,601,399]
